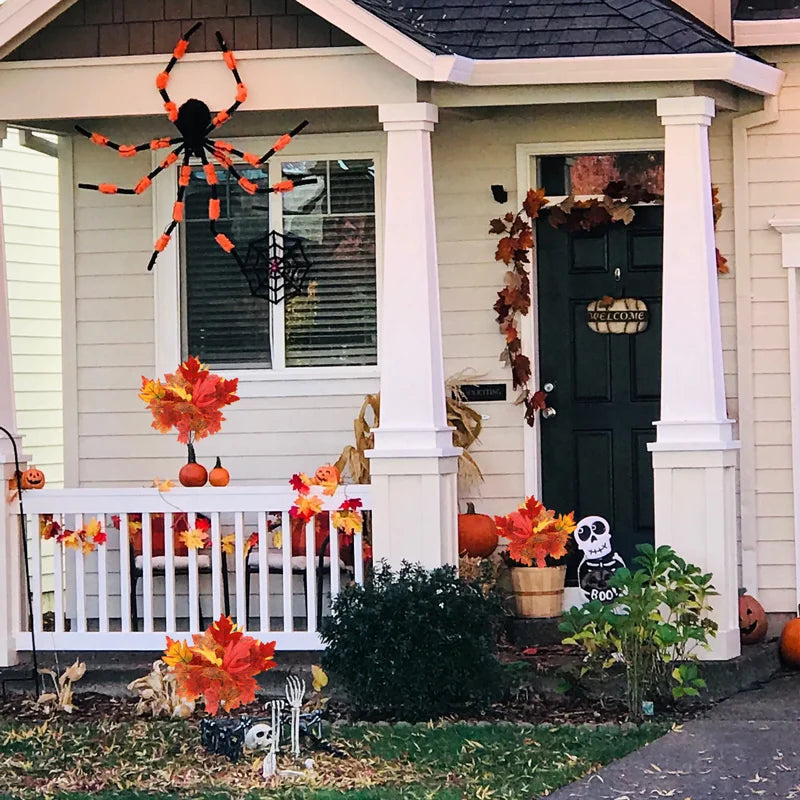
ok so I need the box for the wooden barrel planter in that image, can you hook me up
[510,565,566,618]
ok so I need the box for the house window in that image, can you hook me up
[538,151,664,197]
[181,156,377,370]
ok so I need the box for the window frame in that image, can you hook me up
[153,131,384,390]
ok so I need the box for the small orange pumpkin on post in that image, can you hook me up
[178,443,207,487]
[209,457,230,487]
[458,502,498,558]
[20,467,45,490]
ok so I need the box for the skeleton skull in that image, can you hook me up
[574,516,613,560]
[244,723,275,752]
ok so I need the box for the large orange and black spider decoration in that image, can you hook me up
[76,21,314,272]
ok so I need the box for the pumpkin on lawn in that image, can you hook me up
[739,592,768,645]
[780,617,800,667]
[458,503,498,558]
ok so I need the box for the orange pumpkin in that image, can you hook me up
[20,467,45,490]
[209,457,230,487]
[458,503,498,558]
[739,592,768,645]
[780,617,800,667]
[314,464,339,486]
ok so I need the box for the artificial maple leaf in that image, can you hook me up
[505,325,519,344]
[517,226,534,252]
[289,473,311,495]
[180,528,209,550]
[153,478,175,492]
[60,530,82,550]
[489,218,508,235]
[290,494,323,522]
[221,534,236,556]
[84,518,104,542]
[498,286,530,315]
[495,236,517,265]
[599,295,615,308]
[504,270,522,290]
[523,188,548,219]
[607,201,635,226]
[163,637,193,667]
[531,390,548,411]
[332,508,363,536]
[547,206,568,229]
[511,354,532,390]
[716,248,729,275]
[495,496,576,568]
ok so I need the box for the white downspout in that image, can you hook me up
[732,96,779,600]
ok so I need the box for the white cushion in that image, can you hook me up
[246,550,348,571]
[134,555,212,570]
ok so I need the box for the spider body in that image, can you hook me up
[175,98,213,157]
[75,21,313,272]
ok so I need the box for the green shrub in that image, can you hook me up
[559,544,717,720]
[320,562,503,720]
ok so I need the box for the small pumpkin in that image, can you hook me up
[739,592,768,645]
[20,467,45,490]
[458,502,498,558]
[314,464,340,486]
[178,443,207,487]
[209,456,230,487]
[780,617,800,667]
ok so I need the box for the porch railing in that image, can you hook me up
[14,485,371,652]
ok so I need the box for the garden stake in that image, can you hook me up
[0,425,40,699]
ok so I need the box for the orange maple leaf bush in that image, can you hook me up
[494,496,577,568]
[139,356,240,445]
[164,615,276,716]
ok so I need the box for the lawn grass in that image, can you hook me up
[0,718,667,799]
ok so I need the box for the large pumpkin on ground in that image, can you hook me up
[458,503,498,558]
[739,593,768,645]
[780,618,800,667]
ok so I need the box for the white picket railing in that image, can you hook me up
[15,485,371,652]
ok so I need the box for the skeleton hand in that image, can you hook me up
[285,675,306,757]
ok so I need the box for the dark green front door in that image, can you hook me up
[537,206,663,580]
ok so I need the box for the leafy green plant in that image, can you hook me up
[559,544,717,719]
[320,562,503,720]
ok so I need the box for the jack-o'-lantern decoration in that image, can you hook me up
[20,467,45,490]
[739,592,768,645]
[586,297,649,335]
[780,617,800,667]
[458,503,498,558]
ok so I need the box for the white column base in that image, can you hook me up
[368,454,459,569]
[650,442,741,661]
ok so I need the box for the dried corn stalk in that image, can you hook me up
[334,375,484,489]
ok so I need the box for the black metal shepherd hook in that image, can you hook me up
[0,425,41,698]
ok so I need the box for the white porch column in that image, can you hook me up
[651,97,741,660]
[768,219,800,618]
[0,177,22,666]
[367,102,460,569]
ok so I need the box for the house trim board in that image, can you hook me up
[515,137,665,500]
[734,19,800,47]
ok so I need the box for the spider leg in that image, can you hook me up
[156,21,203,123]
[79,144,185,196]
[146,151,193,271]
[75,125,181,157]
[206,120,309,168]
[204,143,317,196]
[205,31,248,132]
[199,150,241,263]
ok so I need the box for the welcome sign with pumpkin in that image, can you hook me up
[586,296,649,335]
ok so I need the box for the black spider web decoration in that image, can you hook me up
[239,229,313,305]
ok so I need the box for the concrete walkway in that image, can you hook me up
[548,674,800,799]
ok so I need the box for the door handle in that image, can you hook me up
[542,407,557,420]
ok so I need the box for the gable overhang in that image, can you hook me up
[0,0,78,60]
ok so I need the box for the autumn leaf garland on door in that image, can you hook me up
[489,188,549,426]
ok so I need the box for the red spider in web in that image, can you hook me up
[76,21,314,272]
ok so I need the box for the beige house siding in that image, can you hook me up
[1,126,62,597]
[743,46,800,614]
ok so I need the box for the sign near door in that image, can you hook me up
[586,297,649,335]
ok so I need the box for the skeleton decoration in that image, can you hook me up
[574,515,626,603]
[200,717,250,763]
[285,675,305,758]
